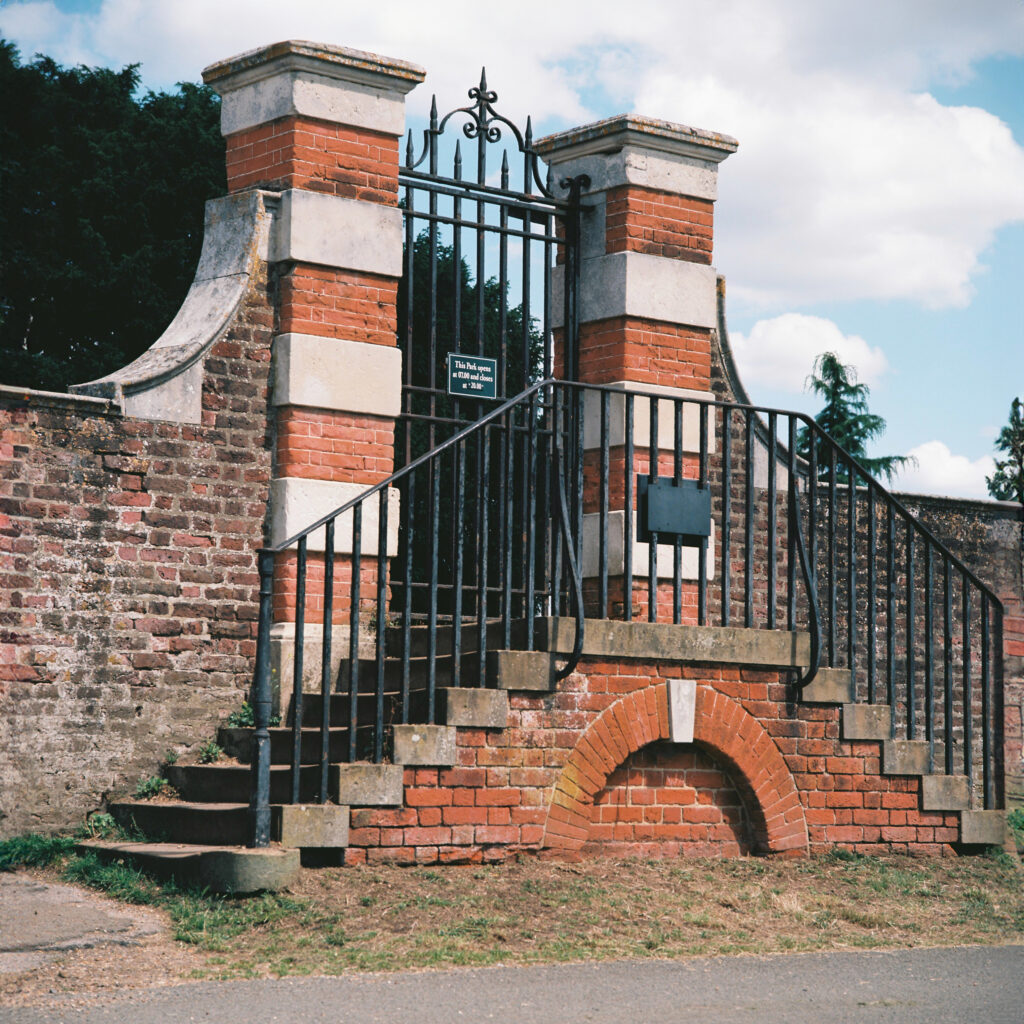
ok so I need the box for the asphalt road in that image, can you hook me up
[3,945,1021,1024]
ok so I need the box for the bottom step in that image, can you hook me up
[109,800,349,848]
[77,840,300,894]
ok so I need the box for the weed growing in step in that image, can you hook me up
[134,775,173,800]
[196,741,224,765]
[225,702,281,729]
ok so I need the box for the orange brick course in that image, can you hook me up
[277,267,398,344]
[277,408,394,484]
[606,186,714,263]
[225,117,399,203]
[575,318,712,389]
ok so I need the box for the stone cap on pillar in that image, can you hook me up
[202,40,426,138]
[536,114,738,200]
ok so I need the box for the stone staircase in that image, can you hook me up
[86,618,1009,891]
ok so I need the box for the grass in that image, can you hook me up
[3,835,1023,983]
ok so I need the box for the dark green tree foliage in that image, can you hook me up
[0,41,225,391]
[987,397,1024,505]
[797,351,910,483]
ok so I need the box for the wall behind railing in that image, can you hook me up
[0,271,274,837]
[711,286,1024,809]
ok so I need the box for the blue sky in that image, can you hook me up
[2,0,1022,499]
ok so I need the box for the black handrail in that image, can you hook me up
[247,380,1002,845]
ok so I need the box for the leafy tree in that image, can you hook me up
[0,41,225,391]
[987,396,1024,589]
[797,351,911,483]
[987,397,1024,505]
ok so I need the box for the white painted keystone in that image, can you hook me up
[668,679,696,744]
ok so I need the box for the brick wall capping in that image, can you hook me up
[70,190,274,423]
[536,616,811,668]
[0,384,118,417]
[536,114,738,167]
[202,40,425,95]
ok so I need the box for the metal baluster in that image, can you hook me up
[828,448,836,665]
[886,505,895,731]
[925,544,934,772]
[847,462,857,684]
[526,396,538,649]
[648,397,658,622]
[624,395,634,622]
[428,454,440,724]
[745,409,754,628]
[478,427,491,684]
[698,403,709,627]
[291,538,307,804]
[401,476,414,724]
[944,555,954,776]
[453,443,465,688]
[374,491,389,764]
[963,578,972,803]
[906,520,916,740]
[250,549,274,847]
[722,408,732,627]
[322,519,335,791]
[347,512,360,769]
[867,485,876,704]
[403,133,416,468]
[767,411,777,630]
[502,413,514,650]
[427,98,439,456]
[673,399,683,625]
[787,417,797,631]
[600,390,610,619]
[982,598,992,809]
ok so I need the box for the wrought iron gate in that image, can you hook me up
[396,71,584,462]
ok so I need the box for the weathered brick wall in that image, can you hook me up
[0,270,274,837]
[896,494,1024,805]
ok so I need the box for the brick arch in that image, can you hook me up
[542,682,808,856]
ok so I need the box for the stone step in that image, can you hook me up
[77,839,299,894]
[921,774,971,811]
[841,704,891,740]
[386,619,529,659]
[219,726,357,765]
[166,763,330,804]
[108,800,350,849]
[800,668,853,705]
[959,810,1009,847]
[882,739,931,776]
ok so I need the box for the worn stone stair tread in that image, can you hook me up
[77,839,299,894]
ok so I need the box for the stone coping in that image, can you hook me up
[0,383,119,416]
[203,39,425,94]
[536,113,738,164]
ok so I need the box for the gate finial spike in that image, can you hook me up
[429,94,438,130]
[405,129,414,164]
[479,67,488,95]
[525,115,533,147]
[454,138,462,177]
[501,148,509,188]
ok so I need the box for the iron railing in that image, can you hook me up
[248,381,1002,845]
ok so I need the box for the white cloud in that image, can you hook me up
[893,440,996,499]
[2,0,1024,313]
[730,314,888,394]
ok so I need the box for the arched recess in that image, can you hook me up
[542,682,808,856]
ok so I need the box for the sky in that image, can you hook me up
[2,0,1022,500]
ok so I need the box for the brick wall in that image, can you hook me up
[345,659,965,865]
[0,271,274,837]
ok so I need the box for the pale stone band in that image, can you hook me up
[269,478,400,554]
[272,334,402,416]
